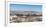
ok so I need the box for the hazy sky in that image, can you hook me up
[10,4,42,12]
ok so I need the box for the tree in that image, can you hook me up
[25,14,30,16]
[16,14,23,16]
[31,14,37,16]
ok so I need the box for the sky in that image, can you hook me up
[10,4,42,12]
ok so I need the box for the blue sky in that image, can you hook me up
[10,4,42,12]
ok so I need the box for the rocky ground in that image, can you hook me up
[10,15,42,23]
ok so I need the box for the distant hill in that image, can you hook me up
[10,10,42,16]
